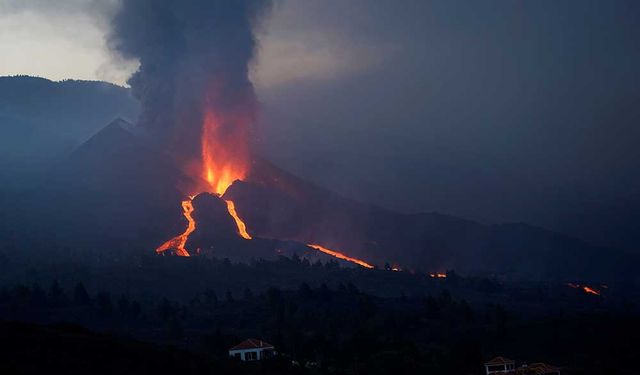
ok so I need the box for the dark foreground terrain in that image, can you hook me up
[0,256,638,375]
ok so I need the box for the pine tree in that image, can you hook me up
[74,282,91,306]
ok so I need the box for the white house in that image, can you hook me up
[228,338,276,361]
[484,357,560,375]
[485,357,516,374]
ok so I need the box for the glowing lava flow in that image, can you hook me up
[156,196,196,256]
[154,109,253,255]
[199,109,253,240]
[582,286,601,296]
[225,200,252,239]
[156,108,370,264]
[567,283,601,296]
[201,110,248,196]
[307,244,374,269]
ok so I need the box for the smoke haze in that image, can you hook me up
[109,0,272,161]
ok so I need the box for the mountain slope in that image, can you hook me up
[224,159,639,281]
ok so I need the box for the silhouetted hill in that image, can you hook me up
[0,119,188,261]
[0,76,139,186]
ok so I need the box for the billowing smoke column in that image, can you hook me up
[109,0,271,194]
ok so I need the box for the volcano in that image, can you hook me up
[9,119,629,281]
[4,119,350,266]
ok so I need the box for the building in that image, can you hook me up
[485,357,516,374]
[228,338,276,361]
[514,363,561,375]
[484,357,560,375]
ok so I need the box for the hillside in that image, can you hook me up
[0,76,139,185]
[227,160,639,282]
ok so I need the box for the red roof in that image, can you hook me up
[485,356,515,366]
[230,338,275,351]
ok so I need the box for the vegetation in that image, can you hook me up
[0,256,638,374]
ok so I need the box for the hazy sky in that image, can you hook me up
[1,0,640,249]
[0,0,375,89]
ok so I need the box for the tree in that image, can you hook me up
[243,288,253,300]
[460,300,474,323]
[318,283,331,301]
[325,260,340,271]
[424,296,440,319]
[493,304,508,332]
[48,280,65,306]
[298,283,313,299]
[168,317,184,340]
[117,295,130,316]
[74,282,91,306]
[130,300,141,320]
[204,288,218,307]
[158,298,175,321]
[96,291,113,316]
[438,290,452,306]
[358,294,377,318]
[347,282,360,295]
[266,287,282,308]
[30,284,47,307]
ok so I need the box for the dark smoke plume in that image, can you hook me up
[109,0,271,159]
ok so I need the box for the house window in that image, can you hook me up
[245,351,258,361]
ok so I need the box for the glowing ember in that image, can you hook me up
[567,283,601,296]
[307,244,374,269]
[156,196,196,257]
[430,273,447,278]
[225,199,252,240]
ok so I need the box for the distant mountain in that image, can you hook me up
[0,118,182,261]
[0,76,139,186]
[0,76,637,281]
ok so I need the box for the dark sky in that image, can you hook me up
[252,0,640,249]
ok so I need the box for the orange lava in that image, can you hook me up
[225,199,252,239]
[582,286,601,296]
[156,99,254,254]
[201,110,248,195]
[307,244,374,269]
[430,273,447,278]
[567,283,601,296]
[156,196,196,257]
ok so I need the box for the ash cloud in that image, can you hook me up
[108,0,272,157]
